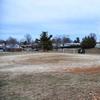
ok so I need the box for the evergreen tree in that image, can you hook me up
[81,33,96,49]
[40,32,53,51]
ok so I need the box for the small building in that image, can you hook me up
[53,43,80,49]
[95,43,100,48]
[0,41,6,52]
[21,44,33,51]
[0,44,4,52]
[6,44,22,52]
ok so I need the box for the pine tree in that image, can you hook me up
[40,32,53,51]
[81,33,96,49]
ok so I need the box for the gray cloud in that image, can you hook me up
[0,0,100,40]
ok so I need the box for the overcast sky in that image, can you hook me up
[0,0,100,41]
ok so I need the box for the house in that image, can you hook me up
[6,44,22,52]
[0,40,6,52]
[21,44,33,51]
[95,42,100,48]
[53,43,80,49]
[0,44,4,52]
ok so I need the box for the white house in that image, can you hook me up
[95,43,100,48]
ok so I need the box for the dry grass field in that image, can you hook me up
[0,53,100,100]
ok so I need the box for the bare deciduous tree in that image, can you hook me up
[24,34,32,44]
[6,37,18,45]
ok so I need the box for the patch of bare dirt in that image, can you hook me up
[0,53,100,74]
[64,66,100,74]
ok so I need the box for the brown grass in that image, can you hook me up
[0,53,100,100]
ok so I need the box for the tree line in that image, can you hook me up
[0,32,97,51]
